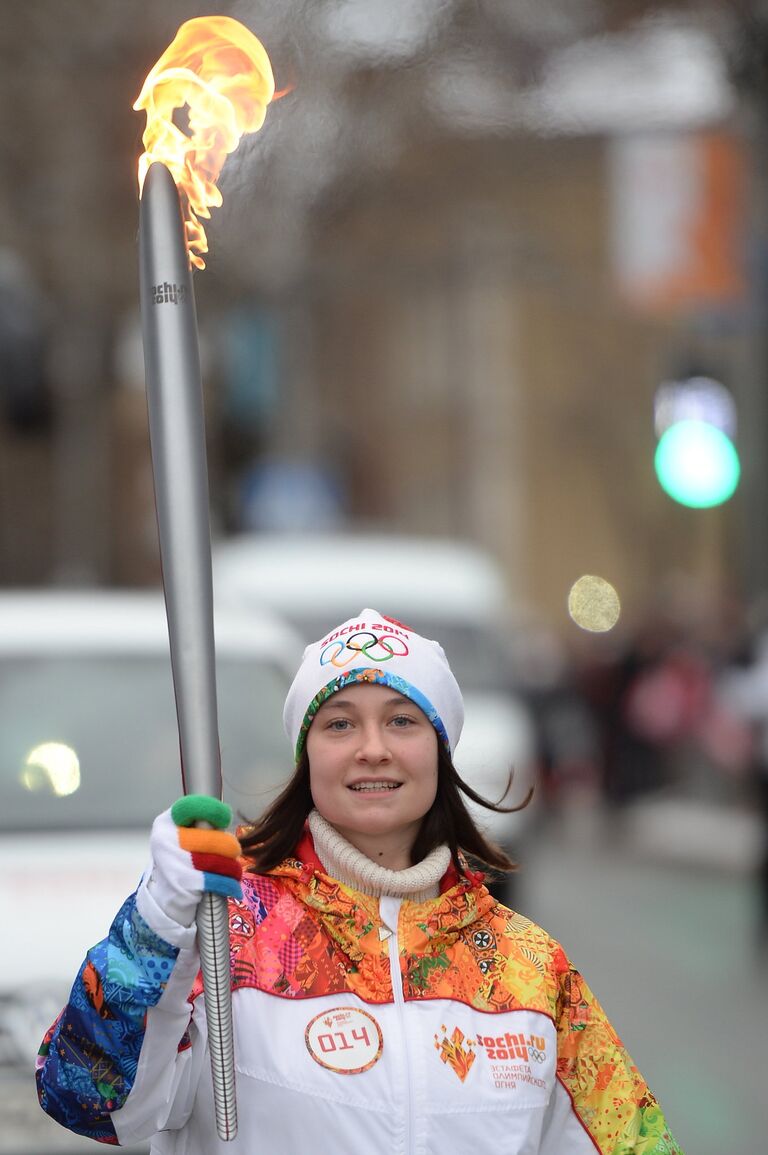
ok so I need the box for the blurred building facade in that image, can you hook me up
[303,128,748,622]
[0,0,762,633]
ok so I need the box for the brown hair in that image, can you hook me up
[238,742,532,877]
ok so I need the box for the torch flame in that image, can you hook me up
[134,16,275,269]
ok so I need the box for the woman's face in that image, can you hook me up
[306,682,439,863]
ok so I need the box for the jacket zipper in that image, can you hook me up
[380,896,414,1155]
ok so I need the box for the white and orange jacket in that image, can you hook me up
[37,833,683,1154]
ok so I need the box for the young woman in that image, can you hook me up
[37,608,683,1154]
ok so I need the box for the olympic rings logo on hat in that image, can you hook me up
[320,631,410,669]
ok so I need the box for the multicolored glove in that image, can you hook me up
[145,795,243,928]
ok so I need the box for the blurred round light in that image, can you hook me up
[21,742,81,797]
[654,419,740,508]
[568,575,621,633]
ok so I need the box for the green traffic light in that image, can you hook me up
[654,420,740,508]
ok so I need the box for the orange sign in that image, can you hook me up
[610,131,746,312]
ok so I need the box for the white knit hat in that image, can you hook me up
[283,608,464,760]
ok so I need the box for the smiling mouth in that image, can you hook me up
[348,782,402,792]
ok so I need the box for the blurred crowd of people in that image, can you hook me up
[518,578,768,950]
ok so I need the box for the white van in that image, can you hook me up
[213,533,539,873]
[0,590,302,1153]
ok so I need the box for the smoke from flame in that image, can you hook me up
[134,16,275,269]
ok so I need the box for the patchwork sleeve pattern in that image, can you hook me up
[36,891,187,1144]
[551,946,684,1154]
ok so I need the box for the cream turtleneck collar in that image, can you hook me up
[307,809,451,903]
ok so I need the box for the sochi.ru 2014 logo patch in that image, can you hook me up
[435,1025,550,1089]
[305,1006,383,1074]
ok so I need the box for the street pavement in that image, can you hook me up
[519,796,767,1155]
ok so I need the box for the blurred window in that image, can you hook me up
[418,622,512,691]
[0,656,290,832]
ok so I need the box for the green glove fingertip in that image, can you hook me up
[171,794,232,830]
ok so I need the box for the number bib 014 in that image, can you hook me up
[304,1006,383,1075]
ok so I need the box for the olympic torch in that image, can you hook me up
[134,16,276,1142]
[138,161,236,1140]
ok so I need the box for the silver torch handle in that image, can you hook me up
[138,160,237,1141]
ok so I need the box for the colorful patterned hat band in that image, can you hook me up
[283,609,465,761]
